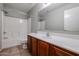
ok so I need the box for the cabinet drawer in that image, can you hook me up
[54,46,73,56]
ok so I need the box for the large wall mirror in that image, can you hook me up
[64,7,79,31]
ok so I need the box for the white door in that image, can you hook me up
[2,16,27,49]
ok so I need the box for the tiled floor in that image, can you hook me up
[0,45,31,56]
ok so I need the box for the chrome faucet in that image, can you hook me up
[46,32,50,37]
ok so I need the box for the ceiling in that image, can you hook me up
[39,3,70,16]
[3,3,36,13]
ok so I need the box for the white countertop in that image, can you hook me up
[28,33,79,54]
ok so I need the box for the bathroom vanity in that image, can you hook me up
[27,33,79,56]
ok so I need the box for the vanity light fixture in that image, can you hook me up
[43,3,52,8]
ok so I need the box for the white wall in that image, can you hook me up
[44,9,64,31]
[64,7,79,31]
[4,8,27,19]
[3,5,27,19]
[44,3,79,31]
[0,3,3,49]
[28,4,43,33]
[27,18,31,34]
[37,21,45,30]
[0,11,2,49]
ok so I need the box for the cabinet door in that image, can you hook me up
[27,35,32,53]
[49,44,54,56]
[32,37,38,56]
[54,46,73,56]
[38,40,49,56]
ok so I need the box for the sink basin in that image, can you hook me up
[36,31,52,39]
[42,36,52,39]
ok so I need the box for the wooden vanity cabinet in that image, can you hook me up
[49,44,55,56]
[27,35,32,53]
[27,35,79,56]
[31,37,38,56]
[49,43,73,56]
[38,40,49,56]
[54,46,75,56]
